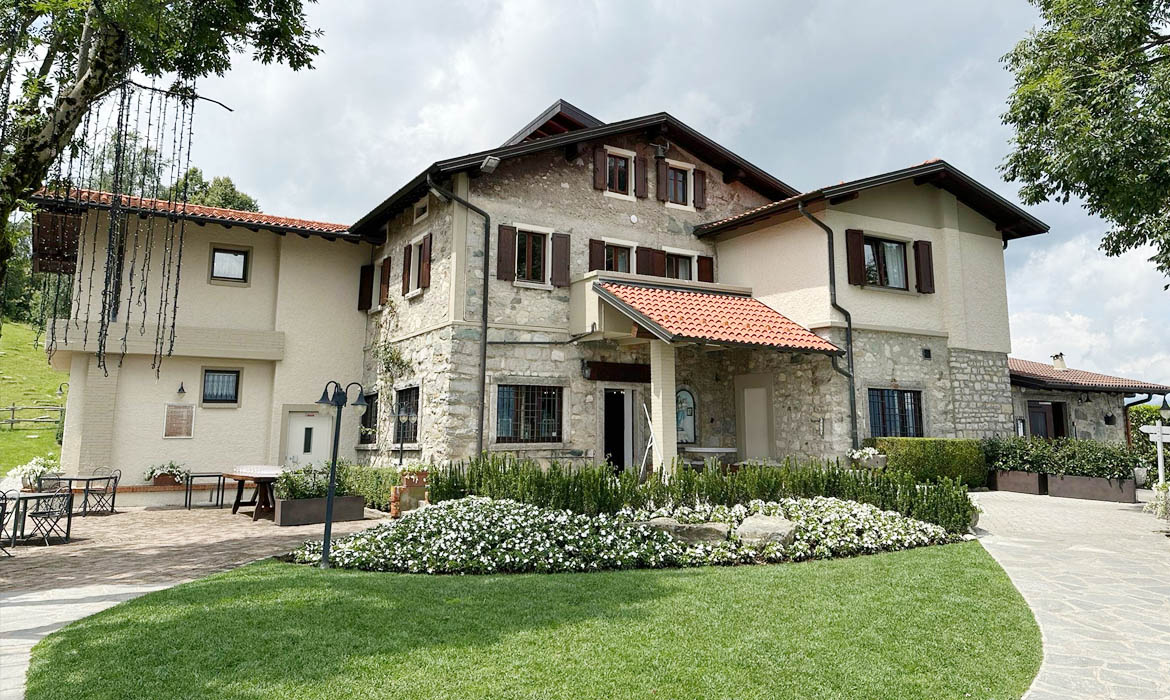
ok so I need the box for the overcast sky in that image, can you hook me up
[189,0,1168,388]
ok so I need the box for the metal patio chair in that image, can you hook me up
[86,467,121,514]
[26,488,72,546]
[37,472,65,492]
[0,491,14,557]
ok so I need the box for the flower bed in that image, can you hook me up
[289,496,956,574]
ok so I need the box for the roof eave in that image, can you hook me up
[1009,374,1170,395]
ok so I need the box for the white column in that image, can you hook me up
[649,340,678,473]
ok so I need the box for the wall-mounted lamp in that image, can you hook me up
[56,382,69,397]
[177,382,186,396]
[480,155,501,173]
[1103,413,1116,426]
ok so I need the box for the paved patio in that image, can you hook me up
[974,490,1170,700]
[0,505,384,700]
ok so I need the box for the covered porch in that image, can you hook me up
[569,271,847,470]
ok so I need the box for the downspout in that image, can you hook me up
[1123,393,1153,448]
[426,174,491,456]
[798,201,859,450]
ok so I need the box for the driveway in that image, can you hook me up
[0,505,384,700]
[974,490,1170,700]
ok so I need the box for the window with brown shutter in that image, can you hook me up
[358,263,374,310]
[693,169,707,209]
[515,230,546,283]
[592,146,606,190]
[605,243,631,273]
[401,244,412,296]
[419,234,432,289]
[497,225,517,281]
[606,153,631,195]
[914,240,935,294]
[667,167,688,205]
[651,249,667,277]
[697,255,714,283]
[635,156,648,198]
[635,247,655,275]
[655,158,668,202]
[551,233,571,287]
[588,238,605,271]
[379,257,392,305]
[845,229,866,285]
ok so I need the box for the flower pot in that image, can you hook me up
[401,471,428,488]
[1047,474,1136,503]
[993,470,1047,495]
[152,474,180,487]
[275,495,366,527]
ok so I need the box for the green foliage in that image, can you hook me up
[1128,403,1161,470]
[982,436,1141,480]
[864,437,987,487]
[374,340,411,383]
[429,454,978,533]
[144,461,186,481]
[273,460,398,510]
[162,167,261,211]
[342,463,399,511]
[1001,0,1170,282]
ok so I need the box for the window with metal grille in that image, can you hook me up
[201,369,240,404]
[496,385,563,443]
[394,387,419,444]
[868,388,923,437]
[360,392,378,445]
[515,230,546,283]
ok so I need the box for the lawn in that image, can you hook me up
[26,541,1041,700]
[0,320,67,474]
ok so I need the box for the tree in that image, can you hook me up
[1001,0,1170,285]
[162,167,260,212]
[0,0,322,294]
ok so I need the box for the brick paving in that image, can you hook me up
[973,490,1170,700]
[0,505,384,699]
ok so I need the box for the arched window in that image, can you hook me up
[676,389,696,444]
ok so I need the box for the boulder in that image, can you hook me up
[642,517,730,544]
[735,513,797,547]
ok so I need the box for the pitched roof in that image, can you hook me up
[694,159,1049,241]
[1008,357,1170,394]
[595,281,841,353]
[501,99,604,147]
[30,188,354,239]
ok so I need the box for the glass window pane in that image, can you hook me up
[883,241,906,288]
[211,249,247,281]
[202,370,239,403]
[863,242,881,285]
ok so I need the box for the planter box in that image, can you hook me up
[401,472,428,488]
[275,495,365,527]
[1047,475,1137,503]
[152,474,180,487]
[993,470,1047,495]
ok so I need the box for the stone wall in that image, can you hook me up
[949,349,1015,438]
[1010,386,1128,443]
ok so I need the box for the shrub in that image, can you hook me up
[343,464,399,511]
[982,437,1140,480]
[274,461,399,508]
[428,454,977,533]
[1128,404,1161,470]
[864,437,987,487]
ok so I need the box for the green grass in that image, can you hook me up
[0,320,67,473]
[27,542,1040,700]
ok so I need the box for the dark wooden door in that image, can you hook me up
[604,390,627,470]
[1028,403,1054,439]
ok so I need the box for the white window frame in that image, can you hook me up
[664,158,696,211]
[662,246,701,281]
[162,403,195,439]
[603,145,637,202]
[512,222,555,291]
[404,231,428,299]
[601,236,637,273]
[413,196,429,224]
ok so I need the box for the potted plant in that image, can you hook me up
[12,456,59,491]
[145,461,187,487]
[848,446,887,471]
[400,465,428,488]
[273,463,366,527]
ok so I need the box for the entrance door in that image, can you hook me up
[286,410,333,467]
[603,389,633,471]
[1027,401,1067,439]
[734,374,774,461]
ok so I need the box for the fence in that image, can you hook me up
[1,405,64,430]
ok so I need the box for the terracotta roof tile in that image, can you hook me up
[1008,357,1170,394]
[598,282,839,353]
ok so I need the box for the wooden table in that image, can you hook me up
[5,491,74,546]
[224,467,284,521]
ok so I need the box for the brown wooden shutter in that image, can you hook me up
[635,246,654,275]
[914,240,935,294]
[497,225,516,281]
[419,234,432,289]
[651,249,667,277]
[358,263,374,311]
[656,158,668,202]
[845,229,866,285]
[401,244,412,296]
[635,156,648,198]
[588,238,605,271]
[379,256,392,305]
[693,169,707,209]
[697,256,715,283]
[592,146,606,190]
[551,233,571,287]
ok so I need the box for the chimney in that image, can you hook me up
[1051,353,1067,371]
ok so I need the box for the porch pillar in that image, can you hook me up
[649,340,678,473]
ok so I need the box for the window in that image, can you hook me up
[676,389,696,444]
[515,230,547,283]
[605,243,631,273]
[405,234,429,295]
[868,389,923,437]
[496,385,563,443]
[163,403,194,438]
[360,392,378,445]
[394,387,420,444]
[201,369,240,405]
[606,152,631,195]
[665,253,693,280]
[413,198,429,223]
[210,247,248,283]
[862,237,908,289]
[667,166,688,205]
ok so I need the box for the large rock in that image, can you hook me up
[735,513,797,547]
[642,517,730,544]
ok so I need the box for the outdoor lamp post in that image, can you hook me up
[1158,396,1170,486]
[314,380,366,568]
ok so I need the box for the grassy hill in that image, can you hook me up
[0,321,68,474]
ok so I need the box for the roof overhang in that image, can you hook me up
[1009,373,1170,396]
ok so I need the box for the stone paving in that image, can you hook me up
[973,490,1170,700]
[0,505,384,700]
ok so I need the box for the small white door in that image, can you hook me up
[735,374,774,462]
[285,411,333,468]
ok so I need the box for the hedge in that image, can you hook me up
[981,437,1141,481]
[274,461,399,510]
[863,437,986,487]
[429,453,978,533]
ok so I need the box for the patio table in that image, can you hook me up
[37,474,116,515]
[5,491,74,547]
[224,467,284,521]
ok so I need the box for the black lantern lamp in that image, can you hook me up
[1160,395,1170,422]
[314,380,366,568]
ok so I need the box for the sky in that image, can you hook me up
[189,0,1169,389]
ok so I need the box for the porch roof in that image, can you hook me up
[1008,357,1170,395]
[594,281,841,354]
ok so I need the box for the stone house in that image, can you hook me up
[32,99,1170,480]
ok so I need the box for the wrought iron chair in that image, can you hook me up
[0,491,14,556]
[26,488,71,546]
[37,472,65,492]
[86,467,121,515]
